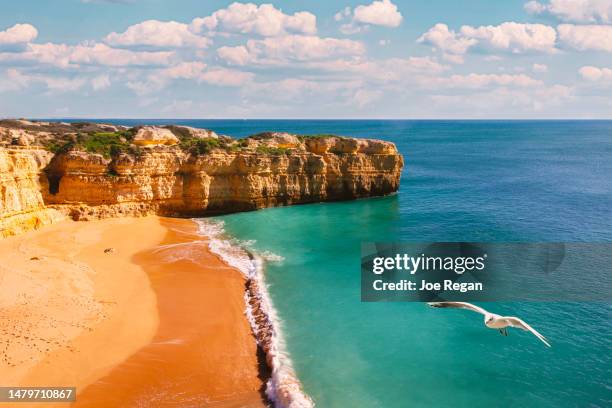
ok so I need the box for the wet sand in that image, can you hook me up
[0,216,267,407]
[73,218,268,407]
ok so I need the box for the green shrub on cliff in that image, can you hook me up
[81,132,130,158]
[44,131,135,159]
[47,140,76,154]
[296,134,345,142]
[180,137,221,154]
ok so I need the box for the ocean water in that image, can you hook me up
[78,120,612,407]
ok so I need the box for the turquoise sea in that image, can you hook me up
[82,120,612,407]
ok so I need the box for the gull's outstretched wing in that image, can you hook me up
[504,317,551,347]
[427,302,488,315]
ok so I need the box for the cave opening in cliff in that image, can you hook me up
[47,174,61,195]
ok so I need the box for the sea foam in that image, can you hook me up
[195,218,314,408]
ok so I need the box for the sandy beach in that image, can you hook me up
[0,216,267,407]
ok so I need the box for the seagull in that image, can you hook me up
[427,301,551,347]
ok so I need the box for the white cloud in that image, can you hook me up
[418,22,557,61]
[353,0,403,27]
[91,74,111,90]
[525,0,612,24]
[557,24,612,51]
[0,68,86,92]
[0,68,30,91]
[426,73,543,89]
[217,35,365,66]
[335,7,351,22]
[336,0,403,34]
[160,61,208,80]
[70,43,175,66]
[579,65,612,82]
[0,23,38,45]
[417,23,476,63]
[217,45,251,65]
[200,67,254,86]
[42,76,87,91]
[309,56,448,79]
[126,61,253,94]
[460,22,557,53]
[190,2,316,37]
[0,42,175,68]
[105,20,211,48]
[532,63,548,72]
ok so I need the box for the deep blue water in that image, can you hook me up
[59,120,612,407]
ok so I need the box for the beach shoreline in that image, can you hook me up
[0,216,268,407]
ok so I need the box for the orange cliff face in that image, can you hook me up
[0,146,63,237]
[0,121,404,234]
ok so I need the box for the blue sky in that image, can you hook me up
[0,0,611,118]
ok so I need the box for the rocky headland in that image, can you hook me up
[0,119,404,237]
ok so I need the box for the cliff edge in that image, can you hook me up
[0,120,404,237]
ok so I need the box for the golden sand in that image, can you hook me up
[0,216,267,407]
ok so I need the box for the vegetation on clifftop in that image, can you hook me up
[2,120,350,158]
[46,130,137,159]
[180,137,222,154]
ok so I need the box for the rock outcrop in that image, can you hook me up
[132,126,179,147]
[0,120,403,236]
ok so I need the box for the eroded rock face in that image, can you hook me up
[0,147,63,237]
[0,120,404,233]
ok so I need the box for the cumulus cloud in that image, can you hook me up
[190,2,316,37]
[579,65,612,82]
[335,0,403,34]
[105,20,211,48]
[417,23,476,63]
[557,24,612,51]
[0,23,38,45]
[418,22,557,61]
[217,35,365,65]
[525,0,612,24]
[460,23,557,53]
[0,42,175,68]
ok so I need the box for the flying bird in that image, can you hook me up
[427,301,551,347]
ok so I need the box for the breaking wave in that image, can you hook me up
[194,218,314,408]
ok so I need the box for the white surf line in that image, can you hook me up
[194,218,315,408]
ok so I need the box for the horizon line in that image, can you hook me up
[15,117,612,122]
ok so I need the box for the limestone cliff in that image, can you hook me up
[0,147,63,237]
[0,121,403,235]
